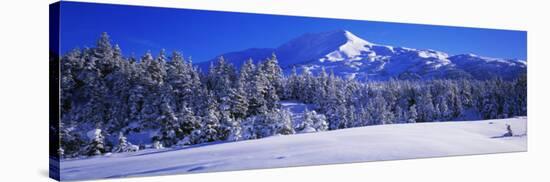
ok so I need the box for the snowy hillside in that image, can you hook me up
[60,117,527,181]
[201,30,526,80]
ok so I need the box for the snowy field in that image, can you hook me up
[60,117,526,181]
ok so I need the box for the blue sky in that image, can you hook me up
[59,1,527,62]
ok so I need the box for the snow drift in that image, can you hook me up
[60,117,527,181]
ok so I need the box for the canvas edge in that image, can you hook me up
[49,1,61,181]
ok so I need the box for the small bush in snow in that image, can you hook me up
[297,109,328,133]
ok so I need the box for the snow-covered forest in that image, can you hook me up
[58,33,527,158]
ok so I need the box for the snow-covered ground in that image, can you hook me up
[60,117,526,181]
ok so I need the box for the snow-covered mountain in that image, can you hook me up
[200,30,526,80]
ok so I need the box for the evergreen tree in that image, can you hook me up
[158,85,180,147]
[367,93,394,125]
[167,51,195,113]
[85,129,105,156]
[248,68,269,115]
[228,86,249,119]
[312,112,329,132]
[259,53,284,96]
[113,132,139,153]
[298,108,315,133]
[254,109,295,138]
[408,104,418,123]
[239,59,256,94]
[416,89,436,122]
[202,102,221,142]
[178,104,200,139]
[284,66,300,100]
[298,109,328,132]
[226,118,243,142]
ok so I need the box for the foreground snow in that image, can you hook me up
[60,117,527,181]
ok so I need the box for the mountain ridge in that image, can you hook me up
[199,30,526,80]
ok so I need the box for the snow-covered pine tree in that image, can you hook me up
[344,104,356,128]
[367,93,394,125]
[76,52,109,129]
[167,51,195,113]
[324,71,346,130]
[514,74,527,116]
[200,93,221,142]
[394,105,406,124]
[447,82,464,118]
[336,103,350,129]
[113,132,139,153]
[142,51,165,84]
[239,59,256,92]
[265,84,280,111]
[219,110,242,141]
[127,83,145,126]
[208,56,237,99]
[298,109,328,133]
[158,85,180,147]
[139,85,162,129]
[177,104,200,141]
[60,48,82,119]
[59,123,85,158]
[255,109,295,138]
[274,109,295,135]
[203,109,220,142]
[313,67,329,109]
[296,68,316,103]
[187,67,207,116]
[259,53,284,96]
[408,104,418,123]
[104,44,132,131]
[228,86,249,119]
[416,89,436,122]
[312,112,328,132]
[357,106,371,126]
[225,118,243,142]
[94,32,115,76]
[240,116,258,140]
[298,108,316,133]
[85,128,106,156]
[284,66,300,100]
[248,67,269,116]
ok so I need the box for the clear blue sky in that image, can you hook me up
[59,1,527,62]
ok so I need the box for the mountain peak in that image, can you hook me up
[341,30,373,45]
[309,29,373,46]
[203,30,526,81]
[274,30,374,66]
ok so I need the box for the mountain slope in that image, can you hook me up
[60,117,527,180]
[199,30,526,80]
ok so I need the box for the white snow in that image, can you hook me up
[299,126,317,133]
[204,30,526,81]
[324,30,374,62]
[417,49,449,60]
[60,117,527,181]
[86,129,102,141]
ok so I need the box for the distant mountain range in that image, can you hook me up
[198,30,526,80]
